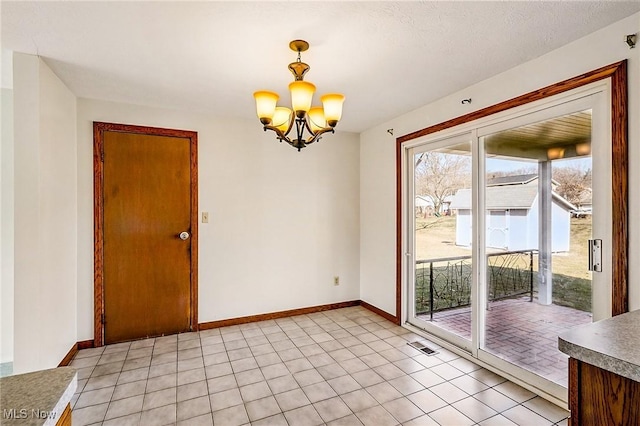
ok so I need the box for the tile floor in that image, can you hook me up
[69,306,570,425]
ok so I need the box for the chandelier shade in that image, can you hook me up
[321,94,345,126]
[253,39,345,151]
[289,81,316,117]
[307,107,326,133]
[272,107,292,132]
[253,91,279,125]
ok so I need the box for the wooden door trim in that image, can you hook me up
[396,60,628,323]
[94,122,198,347]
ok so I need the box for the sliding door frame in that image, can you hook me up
[396,61,628,329]
[405,133,476,352]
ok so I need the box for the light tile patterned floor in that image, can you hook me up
[418,297,591,387]
[70,306,570,425]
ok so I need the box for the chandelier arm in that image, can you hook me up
[283,138,296,148]
[302,116,316,136]
[282,112,296,138]
[283,118,306,151]
[305,133,320,146]
[296,117,306,144]
[262,125,287,141]
[263,121,334,151]
[305,127,335,145]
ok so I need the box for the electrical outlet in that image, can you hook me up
[202,212,209,223]
[334,276,340,286]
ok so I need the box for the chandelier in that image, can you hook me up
[253,40,345,151]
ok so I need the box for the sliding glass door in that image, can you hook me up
[407,133,474,352]
[405,84,612,400]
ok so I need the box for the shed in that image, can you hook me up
[450,175,576,252]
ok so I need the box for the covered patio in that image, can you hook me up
[417,297,592,387]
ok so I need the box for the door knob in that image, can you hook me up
[179,231,190,240]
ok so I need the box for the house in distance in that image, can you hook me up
[450,174,576,252]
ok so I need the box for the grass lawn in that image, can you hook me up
[415,215,592,312]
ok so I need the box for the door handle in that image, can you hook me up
[179,231,190,241]
[588,239,602,272]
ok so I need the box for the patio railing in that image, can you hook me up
[415,250,535,320]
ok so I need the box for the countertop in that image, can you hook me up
[558,309,640,382]
[0,367,77,425]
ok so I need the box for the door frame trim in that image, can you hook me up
[93,121,199,347]
[396,60,628,324]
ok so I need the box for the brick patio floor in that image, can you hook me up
[417,297,592,387]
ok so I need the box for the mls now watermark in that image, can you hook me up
[3,408,57,420]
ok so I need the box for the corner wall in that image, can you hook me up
[13,53,77,373]
[76,99,360,341]
[360,13,640,316]
[1,87,14,364]
[1,47,15,364]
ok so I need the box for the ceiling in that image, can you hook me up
[446,109,592,161]
[485,110,592,161]
[2,1,639,133]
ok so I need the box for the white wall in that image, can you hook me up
[528,199,540,253]
[527,198,571,253]
[1,49,15,365]
[455,210,471,247]
[551,202,571,253]
[76,99,360,341]
[1,87,14,364]
[13,53,77,373]
[509,210,528,251]
[360,13,640,315]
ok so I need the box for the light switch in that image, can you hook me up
[202,212,209,223]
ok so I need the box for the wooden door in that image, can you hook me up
[94,122,198,345]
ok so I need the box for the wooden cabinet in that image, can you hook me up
[569,358,640,426]
[56,403,71,426]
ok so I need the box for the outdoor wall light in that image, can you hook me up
[253,40,345,152]
[575,142,591,156]
[547,147,565,160]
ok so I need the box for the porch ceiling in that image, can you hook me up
[485,110,592,162]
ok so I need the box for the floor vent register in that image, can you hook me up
[408,341,438,355]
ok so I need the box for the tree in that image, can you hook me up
[486,166,537,181]
[553,165,592,206]
[415,152,471,214]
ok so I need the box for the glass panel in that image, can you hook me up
[481,110,593,387]
[413,141,472,341]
